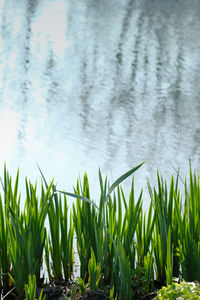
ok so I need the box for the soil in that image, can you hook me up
[1,281,157,300]
[35,281,110,300]
[35,281,157,300]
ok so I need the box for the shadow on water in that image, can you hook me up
[22,0,39,100]
[116,0,137,71]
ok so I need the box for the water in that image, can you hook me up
[0,0,200,207]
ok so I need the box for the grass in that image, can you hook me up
[0,162,200,299]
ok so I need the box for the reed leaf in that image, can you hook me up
[0,166,21,294]
[175,166,200,281]
[8,179,54,296]
[107,162,144,197]
[88,248,101,291]
[166,226,173,286]
[60,195,74,281]
[37,167,74,282]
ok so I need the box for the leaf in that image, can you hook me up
[36,163,49,190]
[57,190,100,212]
[107,162,144,197]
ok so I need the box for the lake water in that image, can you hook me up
[0,0,200,207]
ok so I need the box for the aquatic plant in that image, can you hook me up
[0,165,20,294]
[155,280,200,299]
[174,166,200,281]
[25,275,46,300]
[0,162,199,299]
[8,178,54,297]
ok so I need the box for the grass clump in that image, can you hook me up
[25,275,46,300]
[1,162,200,299]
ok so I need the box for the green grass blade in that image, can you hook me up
[107,162,144,197]
[57,190,100,211]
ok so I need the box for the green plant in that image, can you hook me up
[136,196,155,267]
[60,195,74,281]
[0,192,10,293]
[46,190,63,281]
[45,192,74,282]
[25,275,46,300]
[120,179,143,271]
[66,284,77,300]
[0,165,21,294]
[2,162,200,299]
[58,162,144,300]
[143,247,154,293]
[109,285,117,300]
[75,277,86,295]
[72,173,98,282]
[98,178,143,298]
[165,226,173,286]
[8,179,54,297]
[174,166,200,282]
[115,180,143,299]
[155,280,200,299]
[88,248,101,290]
[37,166,74,282]
[149,173,179,285]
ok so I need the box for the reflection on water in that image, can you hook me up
[0,0,200,204]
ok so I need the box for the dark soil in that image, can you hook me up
[35,281,157,300]
[36,281,110,300]
[1,281,157,300]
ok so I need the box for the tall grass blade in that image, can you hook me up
[107,162,144,197]
[166,226,173,286]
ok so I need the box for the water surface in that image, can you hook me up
[0,0,200,205]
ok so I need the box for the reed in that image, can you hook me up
[25,275,46,300]
[38,169,74,282]
[174,166,200,281]
[0,166,21,295]
[135,196,155,293]
[60,195,74,281]
[59,163,144,300]
[46,190,63,281]
[0,163,200,299]
[148,173,179,285]
[8,178,54,297]
[88,248,101,290]
[72,173,98,281]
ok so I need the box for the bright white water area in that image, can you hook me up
[0,0,200,209]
